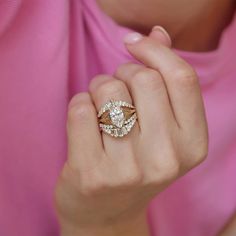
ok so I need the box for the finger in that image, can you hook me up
[115,63,176,136]
[67,92,105,172]
[123,28,206,132]
[149,26,172,48]
[89,75,140,157]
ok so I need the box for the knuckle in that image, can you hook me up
[131,69,164,91]
[68,92,90,109]
[59,162,77,184]
[147,157,179,186]
[79,174,106,196]
[191,142,209,167]
[113,159,143,188]
[149,148,180,184]
[120,169,143,187]
[158,157,180,182]
[97,79,126,97]
[184,129,209,168]
[174,66,198,86]
[89,74,111,92]
[79,183,102,197]
[67,100,94,124]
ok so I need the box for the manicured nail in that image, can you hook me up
[152,26,172,45]
[124,32,143,44]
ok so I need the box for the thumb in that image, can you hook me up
[123,26,171,49]
[149,26,172,48]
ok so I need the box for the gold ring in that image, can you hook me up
[98,100,138,138]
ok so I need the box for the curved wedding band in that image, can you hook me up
[98,100,138,138]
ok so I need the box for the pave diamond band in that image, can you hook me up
[98,100,138,138]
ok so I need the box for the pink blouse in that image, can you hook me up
[0,1,235,235]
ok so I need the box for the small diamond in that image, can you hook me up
[117,130,121,137]
[114,129,118,137]
[122,127,128,135]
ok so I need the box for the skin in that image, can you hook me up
[54,1,236,235]
[218,215,236,236]
[97,0,235,51]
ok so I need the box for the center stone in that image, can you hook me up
[109,106,125,128]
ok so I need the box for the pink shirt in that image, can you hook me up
[0,1,235,235]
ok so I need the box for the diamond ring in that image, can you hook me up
[98,100,138,138]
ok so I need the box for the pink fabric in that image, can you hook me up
[0,0,235,235]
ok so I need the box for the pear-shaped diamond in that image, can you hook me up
[109,105,125,128]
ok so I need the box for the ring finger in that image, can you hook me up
[89,75,140,158]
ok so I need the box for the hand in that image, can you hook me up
[54,27,209,235]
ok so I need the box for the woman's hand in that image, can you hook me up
[54,27,209,235]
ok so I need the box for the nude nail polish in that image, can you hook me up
[124,32,143,44]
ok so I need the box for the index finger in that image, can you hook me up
[124,29,207,133]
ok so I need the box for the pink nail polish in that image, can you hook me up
[123,32,143,44]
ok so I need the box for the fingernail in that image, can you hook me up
[124,32,143,44]
[152,26,172,45]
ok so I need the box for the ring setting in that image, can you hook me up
[98,100,138,138]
